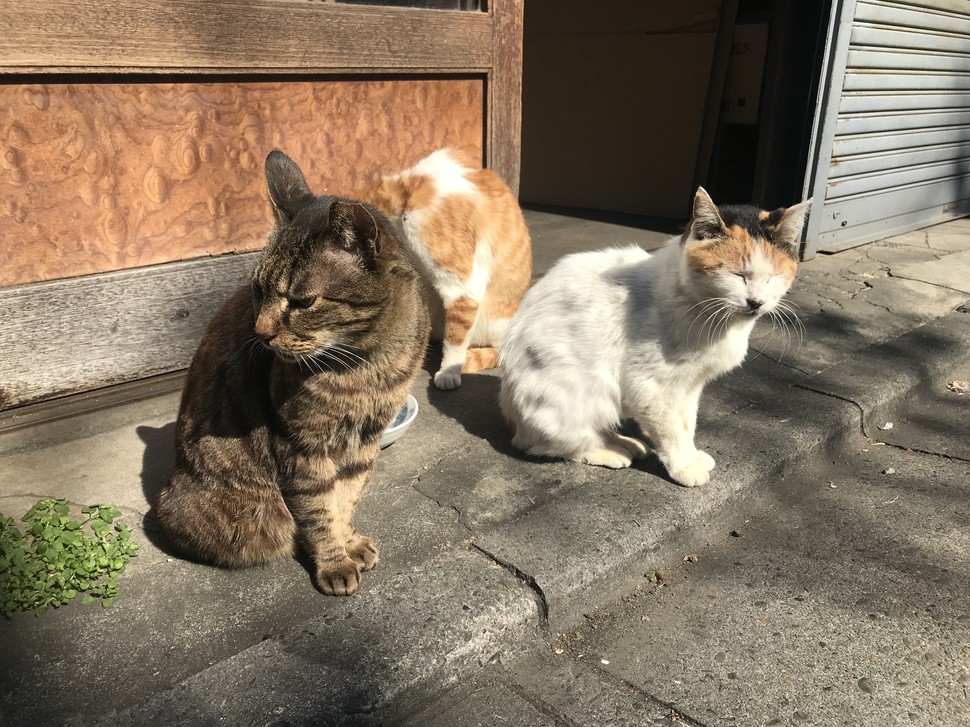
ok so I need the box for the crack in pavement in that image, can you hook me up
[472,541,550,625]
[876,440,970,465]
[793,384,867,437]
[590,665,714,727]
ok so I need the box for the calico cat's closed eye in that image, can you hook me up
[288,295,317,310]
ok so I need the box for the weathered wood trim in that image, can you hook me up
[487,0,524,195]
[0,1,491,72]
[0,0,524,409]
[0,254,258,410]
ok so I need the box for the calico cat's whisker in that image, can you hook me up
[678,297,723,327]
[686,299,726,344]
[779,308,802,361]
[781,302,806,341]
[703,301,733,347]
[700,299,730,346]
[768,310,792,361]
[691,306,721,348]
[774,300,803,343]
[773,305,804,360]
[751,316,779,361]
[711,304,733,346]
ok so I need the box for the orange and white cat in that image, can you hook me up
[360,149,532,390]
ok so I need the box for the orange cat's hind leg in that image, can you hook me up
[462,347,500,373]
[435,296,480,390]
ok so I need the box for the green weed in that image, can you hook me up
[0,498,139,617]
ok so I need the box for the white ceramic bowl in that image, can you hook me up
[380,394,419,449]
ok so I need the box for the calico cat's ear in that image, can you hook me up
[767,198,813,252]
[265,150,315,224]
[689,187,726,241]
[329,200,382,268]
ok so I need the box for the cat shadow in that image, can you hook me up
[135,423,182,556]
[421,343,508,441]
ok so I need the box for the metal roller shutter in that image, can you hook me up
[803,0,970,257]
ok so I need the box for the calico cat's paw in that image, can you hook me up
[347,534,379,572]
[668,452,713,488]
[313,558,362,597]
[433,366,462,390]
[579,445,633,469]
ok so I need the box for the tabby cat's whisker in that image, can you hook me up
[329,344,370,368]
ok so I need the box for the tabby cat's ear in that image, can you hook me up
[265,150,314,224]
[768,198,813,252]
[689,187,726,241]
[329,200,382,268]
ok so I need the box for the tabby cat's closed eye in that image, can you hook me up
[288,296,317,310]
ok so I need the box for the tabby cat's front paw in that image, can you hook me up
[667,452,713,488]
[347,534,379,572]
[313,558,361,597]
[433,366,462,390]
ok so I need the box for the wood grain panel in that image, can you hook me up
[0,254,258,409]
[0,77,484,286]
[0,1,490,72]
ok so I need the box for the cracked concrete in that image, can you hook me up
[2,213,969,726]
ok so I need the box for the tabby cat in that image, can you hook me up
[499,188,811,487]
[154,150,429,596]
[360,149,532,390]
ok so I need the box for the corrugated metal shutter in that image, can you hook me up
[803,0,970,257]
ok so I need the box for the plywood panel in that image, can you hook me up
[0,77,484,286]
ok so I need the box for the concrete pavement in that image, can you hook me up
[1,213,968,726]
[388,345,970,726]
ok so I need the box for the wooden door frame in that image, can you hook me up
[0,0,523,412]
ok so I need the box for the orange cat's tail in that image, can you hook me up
[462,347,500,373]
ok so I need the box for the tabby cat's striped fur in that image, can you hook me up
[154,151,429,596]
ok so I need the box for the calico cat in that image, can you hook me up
[360,149,532,390]
[499,188,811,487]
[154,151,429,596]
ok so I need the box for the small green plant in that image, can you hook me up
[0,498,139,617]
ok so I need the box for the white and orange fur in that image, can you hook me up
[499,188,811,487]
[360,149,532,390]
